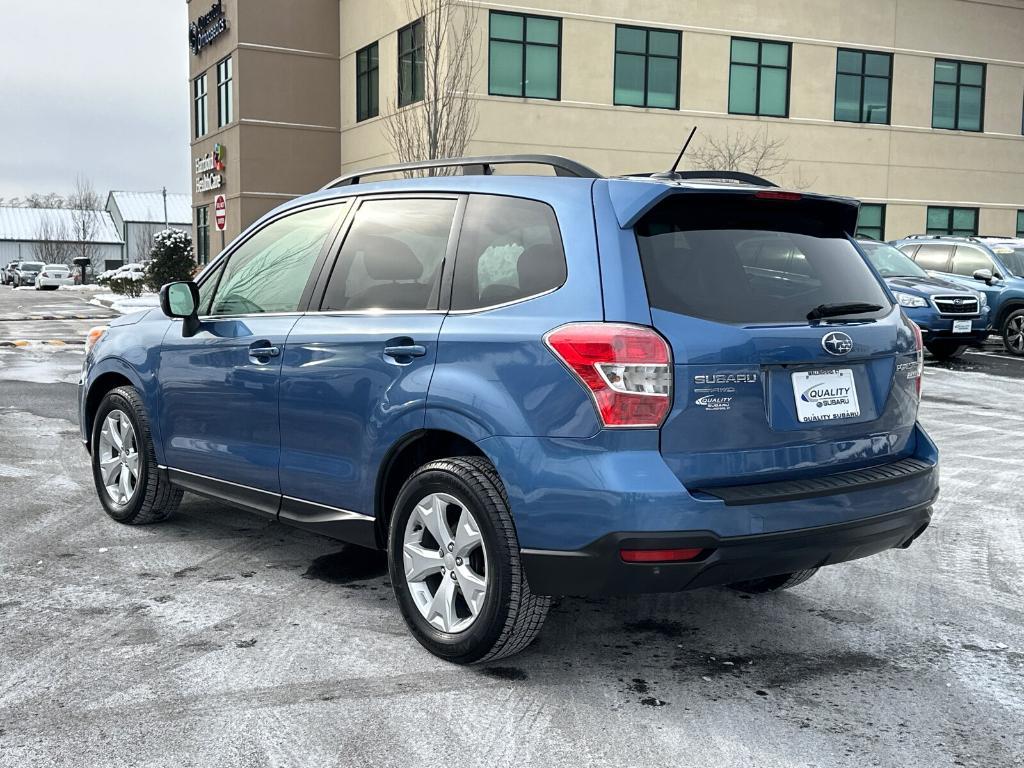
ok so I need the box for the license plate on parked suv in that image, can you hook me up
[792,368,860,423]
[953,319,972,334]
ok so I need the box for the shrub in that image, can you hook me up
[144,228,196,292]
[108,274,145,297]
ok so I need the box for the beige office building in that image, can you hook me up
[187,0,1024,259]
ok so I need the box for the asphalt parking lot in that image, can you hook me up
[1,288,1022,768]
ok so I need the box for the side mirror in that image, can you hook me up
[159,281,201,337]
[972,268,994,285]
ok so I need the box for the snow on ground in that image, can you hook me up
[89,292,160,315]
[0,345,83,385]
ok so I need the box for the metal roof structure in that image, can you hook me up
[106,191,191,224]
[0,206,123,243]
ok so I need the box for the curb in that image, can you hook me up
[0,339,85,348]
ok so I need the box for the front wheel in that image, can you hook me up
[925,340,966,360]
[91,386,182,524]
[1002,310,1024,356]
[388,456,550,664]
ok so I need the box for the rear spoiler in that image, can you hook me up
[603,178,861,234]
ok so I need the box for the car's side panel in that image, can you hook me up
[591,180,653,325]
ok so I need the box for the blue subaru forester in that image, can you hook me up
[80,156,938,663]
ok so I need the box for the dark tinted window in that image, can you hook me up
[635,198,891,325]
[912,244,953,271]
[209,204,345,315]
[951,245,994,277]
[452,195,566,311]
[321,198,456,311]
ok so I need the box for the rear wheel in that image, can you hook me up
[388,456,550,664]
[91,386,182,524]
[728,568,818,594]
[1002,310,1024,356]
[925,340,966,360]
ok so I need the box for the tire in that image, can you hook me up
[728,568,818,594]
[91,386,182,525]
[925,340,966,360]
[388,456,550,664]
[1002,309,1024,356]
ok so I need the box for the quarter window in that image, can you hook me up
[217,57,233,127]
[321,198,456,312]
[932,59,985,131]
[911,244,954,271]
[452,195,566,311]
[729,38,790,117]
[489,11,561,100]
[195,206,210,265]
[209,204,347,316]
[951,246,993,277]
[927,206,978,236]
[835,49,892,124]
[193,73,208,138]
[613,26,680,109]
[856,204,886,240]
[356,42,379,121]
[398,20,424,107]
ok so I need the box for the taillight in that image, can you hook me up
[544,322,672,428]
[911,322,923,400]
[754,190,802,201]
[620,547,704,563]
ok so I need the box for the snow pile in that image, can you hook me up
[89,293,160,315]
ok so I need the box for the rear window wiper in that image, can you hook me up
[806,302,883,322]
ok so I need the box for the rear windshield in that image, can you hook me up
[21,262,44,271]
[635,197,892,325]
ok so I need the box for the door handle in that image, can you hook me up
[383,344,427,359]
[249,343,280,359]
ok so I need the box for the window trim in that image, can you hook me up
[216,56,233,128]
[487,10,563,101]
[833,48,893,125]
[397,19,425,108]
[728,37,792,118]
[193,73,208,138]
[931,58,986,132]
[195,205,210,266]
[925,206,980,237]
[196,200,353,320]
[356,41,380,122]
[612,24,681,110]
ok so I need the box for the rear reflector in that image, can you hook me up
[544,323,672,428]
[620,547,704,563]
[754,190,802,201]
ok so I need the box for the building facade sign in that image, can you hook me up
[189,1,228,56]
[194,144,226,194]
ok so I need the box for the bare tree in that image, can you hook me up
[3,192,66,208]
[381,0,479,174]
[689,127,814,188]
[68,174,102,267]
[34,214,72,265]
[134,226,155,264]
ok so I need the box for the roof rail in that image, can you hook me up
[320,154,603,190]
[624,170,777,187]
[900,234,984,242]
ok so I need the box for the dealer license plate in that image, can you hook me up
[953,319,972,334]
[792,368,861,423]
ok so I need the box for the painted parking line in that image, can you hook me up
[964,350,1024,363]
[0,314,115,321]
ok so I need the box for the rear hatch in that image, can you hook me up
[631,189,920,489]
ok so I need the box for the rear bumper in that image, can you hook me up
[521,494,934,596]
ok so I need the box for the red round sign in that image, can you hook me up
[214,194,227,231]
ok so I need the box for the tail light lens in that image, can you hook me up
[910,322,923,400]
[544,322,672,428]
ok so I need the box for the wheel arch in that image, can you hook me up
[996,299,1024,330]
[83,364,143,449]
[374,429,487,548]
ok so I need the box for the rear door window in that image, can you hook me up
[451,195,566,310]
[320,197,456,311]
[911,244,954,272]
[634,197,891,325]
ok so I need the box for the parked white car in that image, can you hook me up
[35,264,74,290]
[99,263,147,283]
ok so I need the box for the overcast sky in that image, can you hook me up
[0,1,190,201]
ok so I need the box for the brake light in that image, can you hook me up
[754,190,802,201]
[910,322,923,400]
[621,547,704,563]
[544,323,672,428]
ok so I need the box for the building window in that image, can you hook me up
[613,26,680,109]
[857,204,886,240]
[932,59,985,131]
[488,11,561,100]
[835,49,891,124]
[398,19,424,107]
[927,206,978,236]
[193,74,208,138]
[1017,210,1024,237]
[216,57,233,128]
[196,206,210,265]
[356,42,379,121]
[729,38,790,117]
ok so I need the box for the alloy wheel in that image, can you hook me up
[1007,316,1024,354]
[402,492,488,634]
[98,409,140,505]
